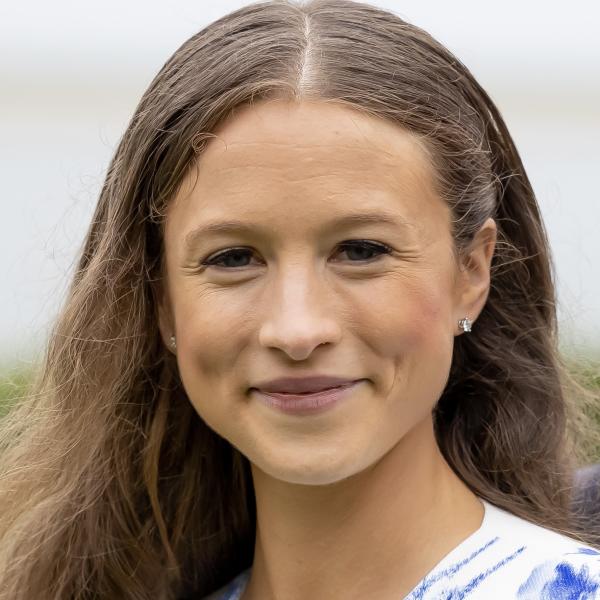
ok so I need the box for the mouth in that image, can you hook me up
[267,383,351,395]
[251,376,363,395]
[251,381,363,415]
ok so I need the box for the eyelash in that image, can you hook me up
[201,240,393,269]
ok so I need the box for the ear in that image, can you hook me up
[154,280,177,354]
[454,217,497,335]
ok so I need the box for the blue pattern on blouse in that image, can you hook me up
[517,557,600,599]
[407,537,501,599]
[441,545,526,599]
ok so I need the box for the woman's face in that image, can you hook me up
[159,99,494,486]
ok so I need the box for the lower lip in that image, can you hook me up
[252,381,363,415]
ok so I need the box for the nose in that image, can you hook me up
[257,266,342,360]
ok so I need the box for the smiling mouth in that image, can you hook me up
[251,381,362,415]
[250,383,357,396]
[271,384,348,396]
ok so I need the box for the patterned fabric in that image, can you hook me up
[202,569,251,600]
[202,498,600,599]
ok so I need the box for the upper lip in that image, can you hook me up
[252,376,361,394]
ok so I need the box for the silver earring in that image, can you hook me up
[458,317,472,333]
[170,335,177,349]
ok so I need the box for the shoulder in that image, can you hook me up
[476,500,600,598]
[407,500,600,599]
[483,499,598,558]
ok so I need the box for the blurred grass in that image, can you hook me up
[0,364,35,419]
[563,355,600,463]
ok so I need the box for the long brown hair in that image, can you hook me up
[1,1,598,597]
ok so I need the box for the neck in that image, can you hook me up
[242,417,484,600]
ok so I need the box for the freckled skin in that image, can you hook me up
[158,100,497,600]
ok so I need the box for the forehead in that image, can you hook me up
[195,100,433,184]
[167,100,447,239]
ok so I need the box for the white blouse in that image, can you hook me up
[203,498,600,599]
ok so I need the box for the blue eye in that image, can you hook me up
[201,241,393,269]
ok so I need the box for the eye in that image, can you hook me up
[200,240,393,269]
[201,248,252,268]
[332,240,392,262]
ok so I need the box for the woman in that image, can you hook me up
[1,0,599,598]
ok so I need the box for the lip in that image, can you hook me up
[252,375,361,394]
[252,380,362,415]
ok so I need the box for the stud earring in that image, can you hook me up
[458,317,472,333]
[170,335,177,349]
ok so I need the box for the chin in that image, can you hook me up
[252,452,375,486]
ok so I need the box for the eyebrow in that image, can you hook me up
[183,211,415,250]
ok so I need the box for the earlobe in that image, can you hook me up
[456,218,497,331]
[155,285,176,353]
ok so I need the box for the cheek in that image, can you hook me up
[171,285,249,414]
[357,271,456,412]
[174,281,244,354]
[361,272,453,354]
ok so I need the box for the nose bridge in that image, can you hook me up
[258,253,341,358]
[276,251,321,299]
